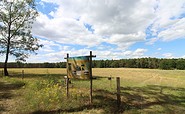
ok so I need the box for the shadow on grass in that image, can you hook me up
[6,70,109,80]
[32,85,185,114]
[0,81,25,91]
[0,80,25,112]
[118,85,185,113]
[6,71,66,80]
[0,106,5,113]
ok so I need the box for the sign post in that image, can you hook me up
[65,51,96,104]
[66,53,69,98]
[89,51,93,104]
[22,70,24,80]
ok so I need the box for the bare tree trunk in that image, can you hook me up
[4,38,11,76]
[4,36,10,76]
[4,61,9,76]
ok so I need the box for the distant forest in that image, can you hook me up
[0,58,185,70]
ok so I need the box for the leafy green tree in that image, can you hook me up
[159,59,169,70]
[0,0,42,76]
[16,61,23,68]
[119,59,126,67]
[176,59,185,70]
[159,59,175,70]
[151,58,160,69]
[104,60,111,68]
[97,60,105,68]
[110,60,119,68]
[169,59,176,69]
[125,59,136,68]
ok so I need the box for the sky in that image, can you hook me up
[1,0,185,63]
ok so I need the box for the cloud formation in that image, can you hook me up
[1,0,185,63]
[33,0,157,48]
[30,0,185,61]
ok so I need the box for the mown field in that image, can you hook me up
[0,68,185,114]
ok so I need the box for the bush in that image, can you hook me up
[21,78,89,113]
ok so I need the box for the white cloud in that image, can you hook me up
[182,55,185,59]
[25,40,148,62]
[28,0,185,62]
[158,18,185,41]
[157,48,162,51]
[32,12,103,47]
[92,48,147,60]
[108,31,146,49]
[151,0,185,41]
[162,53,173,58]
[38,39,64,53]
[146,37,158,45]
[93,48,147,59]
[33,0,157,50]
[123,48,148,58]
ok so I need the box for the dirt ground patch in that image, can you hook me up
[0,80,24,114]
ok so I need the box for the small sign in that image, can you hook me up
[67,56,90,79]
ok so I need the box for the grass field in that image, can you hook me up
[0,68,185,113]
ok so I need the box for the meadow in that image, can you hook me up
[0,68,185,114]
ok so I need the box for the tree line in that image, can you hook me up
[1,58,185,70]
[0,62,66,68]
[93,58,185,70]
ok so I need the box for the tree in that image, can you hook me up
[0,0,42,76]
[96,60,105,68]
[125,59,136,68]
[176,59,185,70]
[159,59,168,70]
[110,60,119,68]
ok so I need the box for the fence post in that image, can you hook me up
[108,76,112,90]
[22,70,24,79]
[117,77,121,109]
[2,70,3,77]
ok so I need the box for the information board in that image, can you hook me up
[67,56,90,79]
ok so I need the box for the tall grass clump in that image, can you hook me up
[20,76,90,113]
[21,80,63,112]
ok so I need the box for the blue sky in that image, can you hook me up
[1,0,185,63]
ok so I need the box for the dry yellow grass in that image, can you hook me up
[93,68,185,87]
[1,68,66,74]
[1,68,185,87]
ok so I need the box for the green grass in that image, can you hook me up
[0,68,185,113]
